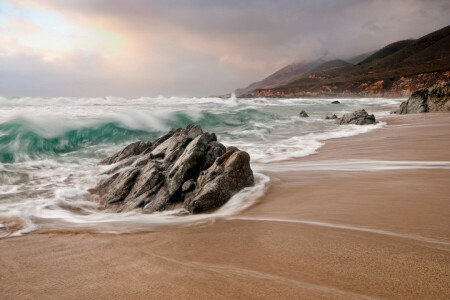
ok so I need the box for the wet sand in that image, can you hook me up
[1,113,449,299]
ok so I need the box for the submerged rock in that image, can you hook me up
[325,114,338,120]
[331,100,341,104]
[299,110,309,117]
[91,125,254,214]
[336,109,376,125]
[399,82,450,114]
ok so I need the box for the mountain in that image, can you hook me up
[242,25,450,98]
[345,51,375,64]
[234,59,324,96]
[235,58,355,96]
[358,40,415,64]
[234,50,371,97]
[302,59,352,77]
[235,59,353,96]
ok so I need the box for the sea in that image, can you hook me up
[0,95,403,237]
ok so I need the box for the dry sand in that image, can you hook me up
[1,113,449,299]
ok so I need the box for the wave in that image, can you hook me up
[0,119,155,162]
[0,95,405,107]
[0,95,237,107]
[0,108,272,162]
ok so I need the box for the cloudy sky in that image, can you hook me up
[0,0,449,97]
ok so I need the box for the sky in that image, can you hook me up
[0,0,449,97]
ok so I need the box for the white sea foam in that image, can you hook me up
[232,122,386,163]
[0,96,403,237]
[0,171,269,237]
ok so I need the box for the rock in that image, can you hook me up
[299,110,309,117]
[182,180,196,193]
[325,114,338,120]
[399,82,450,114]
[336,109,376,125]
[100,141,152,165]
[91,125,254,214]
[331,100,341,104]
[184,147,255,213]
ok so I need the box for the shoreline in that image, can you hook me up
[1,112,449,299]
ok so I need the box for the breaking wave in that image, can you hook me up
[0,108,272,162]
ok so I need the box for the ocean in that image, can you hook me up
[0,95,402,237]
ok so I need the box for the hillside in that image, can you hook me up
[302,59,352,77]
[345,51,375,64]
[359,39,415,64]
[234,59,324,96]
[243,25,450,98]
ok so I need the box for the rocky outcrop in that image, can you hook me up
[299,110,309,117]
[325,114,338,120]
[91,125,254,214]
[336,109,377,125]
[399,82,450,114]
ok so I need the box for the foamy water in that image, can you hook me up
[0,95,403,237]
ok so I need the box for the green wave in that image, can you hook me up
[0,109,272,162]
[0,119,156,162]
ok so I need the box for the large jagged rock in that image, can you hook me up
[399,82,450,114]
[336,109,376,125]
[91,125,254,214]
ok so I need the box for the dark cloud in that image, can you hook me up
[2,0,450,97]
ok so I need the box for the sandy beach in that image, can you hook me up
[1,113,449,299]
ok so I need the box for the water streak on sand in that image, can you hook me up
[231,217,450,248]
[255,159,450,172]
[141,251,378,299]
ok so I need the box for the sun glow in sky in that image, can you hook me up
[0,0,449,97]
[0,1,126,60]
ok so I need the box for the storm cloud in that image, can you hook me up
[1,0,449,97]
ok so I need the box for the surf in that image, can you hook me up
[0,96,403,237]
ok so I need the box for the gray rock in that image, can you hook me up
[299,110,309,117]
[184,147,254,214]
[399,82,450,114]
[90,125,253,214]
[325,114,338,120]
[182,180,196,193]
[336,109,376,125]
